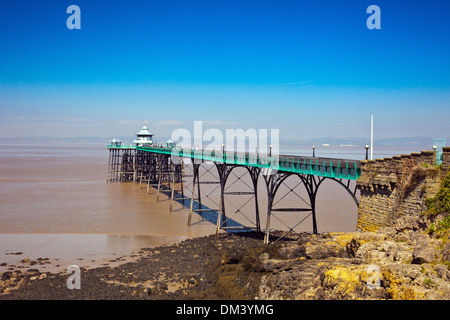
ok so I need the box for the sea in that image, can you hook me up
[0,141,430,273]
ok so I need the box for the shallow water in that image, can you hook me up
[0,234,186,272]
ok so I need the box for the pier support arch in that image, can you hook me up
[215,164,261,233]
[262,171,359,244]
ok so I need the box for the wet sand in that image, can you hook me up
[0,234,187,273]
[0,231,277,300]
[0,142,218,275]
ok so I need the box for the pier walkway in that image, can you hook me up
[110,145,361,180]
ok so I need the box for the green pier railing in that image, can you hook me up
[107,144,137,149]
[127,146,361,180]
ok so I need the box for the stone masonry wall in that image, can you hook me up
[356,149,449,232]
[443,147,450,169]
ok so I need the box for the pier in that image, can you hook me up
[107,126,363,243]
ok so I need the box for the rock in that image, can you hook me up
[346,239,360,258]
[365,250,388,263]
[260,259,300,272]
[376,227,396,238]
[393,230,415,243]
[291,271,316,295]
[1,271,12,281]
[383,263,422,281]
[355,242,377,261]
[396,215,420,232]
[322,266,364,299]
[379,240,396,252]
[159,283,168,291]
[410,233,430,245]
[381,262,450,299]
[436,265,450,280]
[305,242,346,260]
[355,239,414,264]
[443,242,450,263]
[356,231,386,242]
[296,286,322,300]
[393,250,413,263]
[277,244,305,259]
[259,263,321,300]
[259,253,269,261]
[412,240,437,264]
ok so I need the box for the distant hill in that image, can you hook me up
[0,135,445,149]
[279,136,440,148]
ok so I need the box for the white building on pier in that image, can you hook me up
[133,124,154,146]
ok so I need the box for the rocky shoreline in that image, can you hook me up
[1,216,449,300]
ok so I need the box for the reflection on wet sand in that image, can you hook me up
[0,234,187,273]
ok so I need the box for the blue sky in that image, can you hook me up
[0,0,449,141]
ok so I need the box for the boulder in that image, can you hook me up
[355,242,378,261]
[277,244,305,259]
[393,230,415,243]
[436,265,450,280]
[365,250,388,263]
[395,215,420,232]
[322,266,364,299]
[393,250,413,263]
[412,239,437,264]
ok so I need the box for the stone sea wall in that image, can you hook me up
[356,149,450,232]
